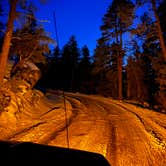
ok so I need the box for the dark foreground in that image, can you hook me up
[0,141,111,166]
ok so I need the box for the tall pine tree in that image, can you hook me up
[78,45,92,93]
[100,0,135,100]
[10,3,54,75]
[92,38,112,96]
[61,35,80,91]
[0,0,18,83]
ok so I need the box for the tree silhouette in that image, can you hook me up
[92,38,112,96]
[60,36,80,91]
[137,0,166,61]
[78,45,92,93]
[0,0,18,83]
[100,0,135,100]
[10,3,54,76]
[0,2,4,49]
[158,0,166,42]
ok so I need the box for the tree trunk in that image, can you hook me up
[126,66,131,99]
[0,0,18,83]
[118,31,123,100]
[151,0,166,62]
[133,65,142,101]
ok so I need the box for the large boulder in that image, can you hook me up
[10,61,41,94]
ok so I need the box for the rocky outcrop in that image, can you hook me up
[0,61,73,139]
[0,61,41,114]
[10,61,41,92]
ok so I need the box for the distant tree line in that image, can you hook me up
[0,0,166,113]
[36,35,94,94]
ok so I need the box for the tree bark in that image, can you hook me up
[118,31,123,100]
[0,0,18,83]
[118,54,123,100]
[126,65,131,99]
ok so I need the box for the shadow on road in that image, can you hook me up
[0,141,111,166]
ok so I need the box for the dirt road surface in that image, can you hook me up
[1,92,166,165]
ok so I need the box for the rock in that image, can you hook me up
[8,61,41,95]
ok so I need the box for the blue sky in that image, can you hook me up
[34,0,112,55]
[1,0,148,55]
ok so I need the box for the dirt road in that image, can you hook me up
[1,92,166,165]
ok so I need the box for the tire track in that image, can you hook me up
[107,125,117,166]
[37,97,82,145]
[110,101,166,151]
[67,94,166,165]
[5,121,46,140]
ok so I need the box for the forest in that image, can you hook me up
[0,0,166,113]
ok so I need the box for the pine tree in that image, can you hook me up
[130,10,159,104]
[151,0,166,61]
[142,43,157,106]
[0,2,4,49]
[100,0,135,100]
[0,0,53,84]
[93,38,111,75]
[126,44,149,103]
[154,0,166,112]
[10,4,54,75]
[44,46,61,89]
[78,45,92,93]
[61,36,80,91]
[0,0,18,83]
[106,43,121,98]
[135,1,166,110]
[158,0,166,42]
[92,38,112,96]
[146,0,166,111]
[136,0,166,61]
